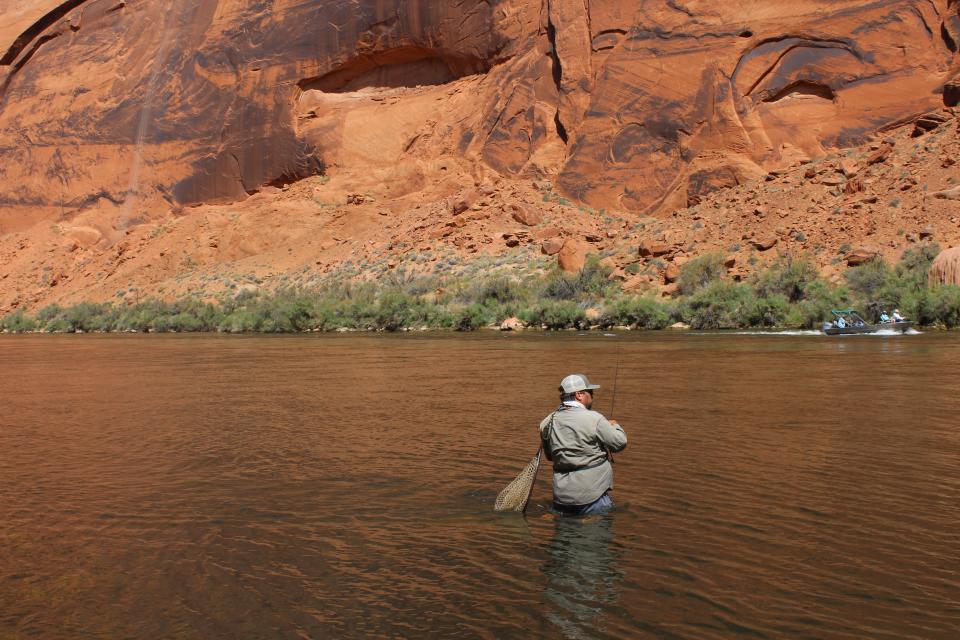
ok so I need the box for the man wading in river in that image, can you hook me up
[540,374,627,516]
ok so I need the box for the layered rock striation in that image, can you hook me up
[0,0,958,235]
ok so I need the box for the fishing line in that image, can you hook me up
[610,338,621,419]
[606,337,621,464]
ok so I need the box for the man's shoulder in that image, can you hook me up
[563,408,607,423]
[540,410,561,428]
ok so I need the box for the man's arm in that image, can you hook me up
[539,416,554,461]
[596,416,627,452]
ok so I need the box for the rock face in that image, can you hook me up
[1,0,959,235]
[929,246,960,285]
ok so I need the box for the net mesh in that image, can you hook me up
[494,448,542,512]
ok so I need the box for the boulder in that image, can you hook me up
[840,158,860,178]
[911,111,951,136]
[541,237,564,255]
[751,236,778,251]
[508,203,543,226]
[639,239,670,257]
[844,246,881,265]
[865,143,893,165]
[450,198,470,215]
[558,240,589,273]
[664,263,680,283]
[500,317,524,331]
[622,274,653,291]
[931,185,960,200]
[535,226,562,240]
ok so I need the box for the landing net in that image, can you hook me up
[494,447,542,513]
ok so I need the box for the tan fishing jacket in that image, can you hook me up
[539,404,627,506]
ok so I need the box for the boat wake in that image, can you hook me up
[871,328,922,336]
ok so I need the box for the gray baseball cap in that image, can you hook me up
[559,373,601,394]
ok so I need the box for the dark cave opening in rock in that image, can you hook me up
[762,80,837,103]
[298,46,490,93]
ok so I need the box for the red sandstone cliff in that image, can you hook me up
[1,1,959,309]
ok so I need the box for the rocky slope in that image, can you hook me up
[1,0,959,310]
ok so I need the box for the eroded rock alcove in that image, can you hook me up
[0,0,958,233]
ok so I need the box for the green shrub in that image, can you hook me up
[520,300,586,329]
[1,310,36,332]
[928,285,960,327]
[677,253,726,295]
[896,242,940,291]
[601,297,672,329]
[784,281,849,328]
[845,258,892,297]
[453,303,491,331]
[35,304,63,325]
[463,276,525,306]
[743,294,790,327]
[751,257,820,302]
[541,258,615,302]
[369,290,418,331]
[679,281,757,329]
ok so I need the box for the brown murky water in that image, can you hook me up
[1,332,958,639]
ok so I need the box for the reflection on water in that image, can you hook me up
[1,332,959,639]
[542,516,623,639]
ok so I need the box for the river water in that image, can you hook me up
[1,332,957,639]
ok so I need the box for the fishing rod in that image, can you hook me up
[606,338,621,464]
[610,338,621,420]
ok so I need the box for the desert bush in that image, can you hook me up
[462,275,526,306]
[34,304,63,325]
[519,300,586,329]
[844,258,892,297]
[751,257,820,302]
[452,303,492,331]
[677,253,726,295]
[540,258,615,302]
[1,310,36,332]
[601,297,672,329]
[783,280,849,328]
[678,281,757,329]
[928,285,960,327]
[896,242,940,290]
[743,294,790,327]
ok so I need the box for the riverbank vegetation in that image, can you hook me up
[4,244,960,333]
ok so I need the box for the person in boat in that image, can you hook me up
[835,316,847,329]
[892,309,906,322]
[540,374,627,516]
[879,311,891,323]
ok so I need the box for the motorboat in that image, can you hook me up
[822,309,913,335]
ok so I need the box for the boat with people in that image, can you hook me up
[822,309,913,335]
